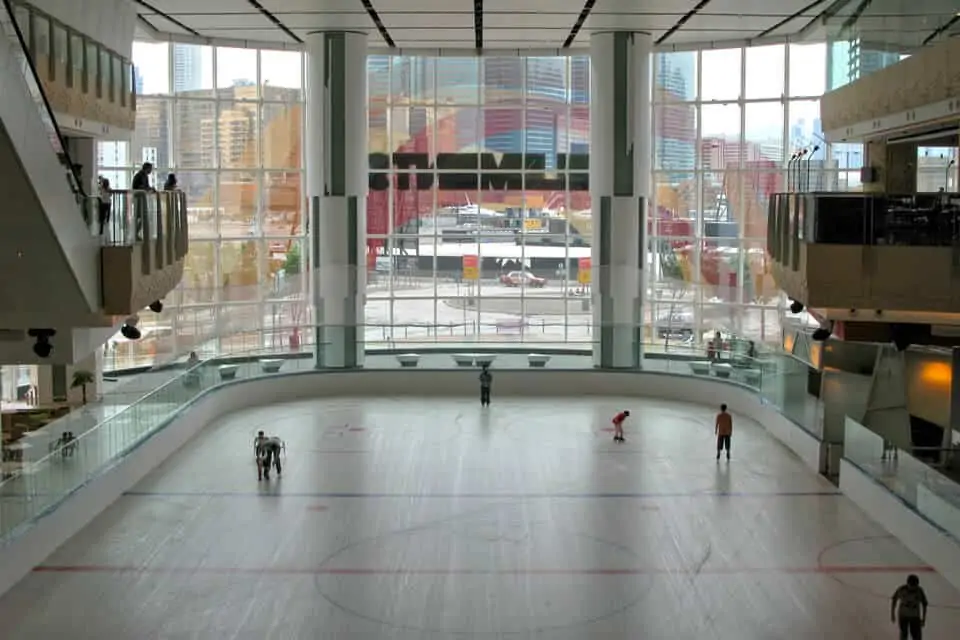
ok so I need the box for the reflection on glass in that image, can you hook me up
[656,51,697,101]
[701,49,741,101]
[220,240,262,304]
[132,98,172,170]
[483,57,523,103]
[216,102,259,168]
[789,44,826,97]
[744,45,784,99]
[435,58,480,103]
[171,44,211,92]
[260,49,302,93]
[132,41,170,95]
[101,44,844,366]
[701,103,741,170]
[216,46,257,94]
[218,171,259,236]
[744,102,784,162]
[261,102,301,169]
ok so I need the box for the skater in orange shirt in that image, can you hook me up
[715,404,733,460]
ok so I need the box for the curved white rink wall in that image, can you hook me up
[0,369,824,597]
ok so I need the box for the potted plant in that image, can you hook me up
[70,370,96,406]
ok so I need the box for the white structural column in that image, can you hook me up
[305,31,368,368]
[590,31,652,368]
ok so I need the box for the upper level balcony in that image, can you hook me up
[768,192,960,342]
[10,1,135,133]
[99,190,188,317]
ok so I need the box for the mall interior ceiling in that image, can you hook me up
[133,0,960,53]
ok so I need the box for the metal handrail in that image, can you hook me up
[0,0,86,200]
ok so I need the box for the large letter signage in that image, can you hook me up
[367,153,589,191]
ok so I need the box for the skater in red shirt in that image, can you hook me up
[612,410,630,443]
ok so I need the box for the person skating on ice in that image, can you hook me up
[715,404,733,460]
[612,410,630,442]
[891,574,928,639]
[479,364,492,407]
[254,430,285,480]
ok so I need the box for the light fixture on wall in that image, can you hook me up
[812,321,833,342]
[120,315,141,340]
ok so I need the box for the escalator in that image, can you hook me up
[0,0,101,327]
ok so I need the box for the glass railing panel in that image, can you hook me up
[0,0,84,200]
[844,416,960,543]
[0,323,808,542]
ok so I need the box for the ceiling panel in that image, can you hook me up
[144,0,251,13]
[168,13,275,30]
[136,0,954,50]
[704,0,825,17]
[482,13,581,30]
[581,14,685,33]
[379,12,474,30]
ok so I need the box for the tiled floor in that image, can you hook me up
[1,396,957,638]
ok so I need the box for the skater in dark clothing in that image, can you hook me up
[891,574,928,639]
[479,364,492,406]
[254,430,284,480]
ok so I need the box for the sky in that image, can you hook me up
[133,41,303,94]
[132,40,828,155]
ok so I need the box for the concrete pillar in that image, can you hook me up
[305,31,368,368]
[863,139,917,193]
[590,31,652,368]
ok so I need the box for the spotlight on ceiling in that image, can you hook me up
[120,314,141,341]
[27,328,56,358]
[789,300,804,314]
[812,321,833,342]
[149,300,163,313]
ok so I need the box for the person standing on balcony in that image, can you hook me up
[131,162,155,241]
[163,173,178,191]
[97,176,112,237]
[132,162,154,191]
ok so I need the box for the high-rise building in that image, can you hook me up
[827,39,902,90]
[173,44,203,93]
[655,52,697,182]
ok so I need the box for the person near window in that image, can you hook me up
[97,176,112,236]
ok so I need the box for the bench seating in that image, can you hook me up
[218,364,240,381]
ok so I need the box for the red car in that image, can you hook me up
[500,270,547,287]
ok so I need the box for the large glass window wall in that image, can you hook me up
[98,43,307,369]
[367,55,591,350]
[103,40,856,368]
[651,43,860,349]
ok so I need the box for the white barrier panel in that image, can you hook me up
[840,459,960,592]
[0,369,823,597]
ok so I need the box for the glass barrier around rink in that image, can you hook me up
[1,324,795,542]
[843,417,960,545]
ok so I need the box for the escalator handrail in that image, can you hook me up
[0,0,86,199]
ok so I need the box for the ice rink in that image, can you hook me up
[2,396,959,638]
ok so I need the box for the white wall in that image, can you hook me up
[840,459,960,592]
[29,0,137,58]
[0,369,825,597]
[0,30,101,319]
